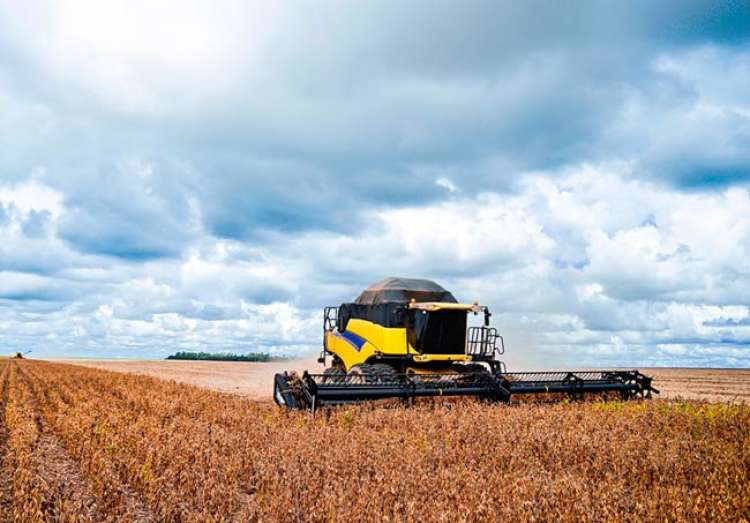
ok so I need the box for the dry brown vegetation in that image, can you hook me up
[1,359,748,522]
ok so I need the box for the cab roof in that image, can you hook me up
[354,277,457,305]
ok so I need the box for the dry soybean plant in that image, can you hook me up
[0,359,748,522]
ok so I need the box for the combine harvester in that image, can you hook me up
[274,278,657,410]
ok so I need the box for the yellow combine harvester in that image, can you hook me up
[321,278,502,380]
[274,278,657,410]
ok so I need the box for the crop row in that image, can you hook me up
[1,359,749,522]
[0,360,101,521]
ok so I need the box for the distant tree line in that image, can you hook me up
[166,351,274,362]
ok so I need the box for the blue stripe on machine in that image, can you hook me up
[335,330,367,351]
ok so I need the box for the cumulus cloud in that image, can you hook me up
[1,164,748,366]
[0,2,748,366]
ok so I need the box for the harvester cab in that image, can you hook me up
[320,278,505,378]
[274,278,658,410]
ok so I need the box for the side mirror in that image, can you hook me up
[484,309,491,327]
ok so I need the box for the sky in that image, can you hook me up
[1,1,749,367]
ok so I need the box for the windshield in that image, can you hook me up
[411,309,467,354]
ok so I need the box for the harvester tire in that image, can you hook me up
[456,363,489,374]
[347,364,377,384]
[322,367,346,384]
[368,363,398,384]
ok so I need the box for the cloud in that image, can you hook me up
[0,2,748,366]
[1,164,748,366]
[52,158,196,259]
[1,3,748,229]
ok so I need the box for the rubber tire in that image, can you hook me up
[368,363,399,384]
[322,366,346,384]
[456,363,490,374]
[347,364,376,384]
[455,363,491,385]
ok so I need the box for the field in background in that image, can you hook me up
[58,358,750,403]
[56,357,320,400]
[647,367,750,403]
[1,359,748,521]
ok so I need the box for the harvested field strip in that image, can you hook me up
[3,359,750,522]
[648,368,750,402]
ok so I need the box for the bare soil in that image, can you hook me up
[644,367,750,403]
[56,357,320,400]
[54,359,750,403]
